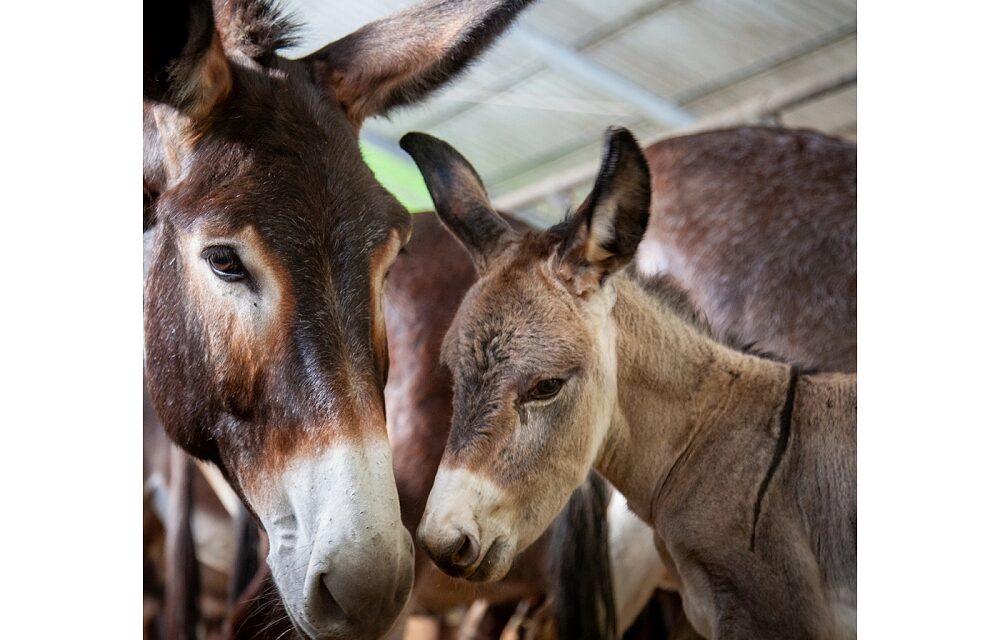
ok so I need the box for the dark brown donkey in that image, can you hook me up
[143,0,535,637]
[635,126,856,373]
[407,128,857,639]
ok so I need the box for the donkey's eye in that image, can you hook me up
[203,246,247,282]
[526,378,565,402]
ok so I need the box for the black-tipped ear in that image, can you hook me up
[299,0,535,128]
[144,0,231,119]
[558,127,651,280]
[401,132,513,272]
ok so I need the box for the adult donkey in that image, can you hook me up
[635,126,856,373]
[406,128,857,639]
[143,0,535,637]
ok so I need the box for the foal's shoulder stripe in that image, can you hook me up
[750,366,799,552]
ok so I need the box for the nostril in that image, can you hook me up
[310,572,347,624]
[450,532,481,569]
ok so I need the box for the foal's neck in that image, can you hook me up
[595,274,791,522]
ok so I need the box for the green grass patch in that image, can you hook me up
[360,140,434,213]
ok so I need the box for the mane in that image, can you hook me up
[628,266,789,363]
[626,266,718,340]
[214,0,302,61]
[541,217,786,363]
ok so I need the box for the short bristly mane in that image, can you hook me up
[214,0,302,60]
[542,218,781,362]
[631,266,792,363]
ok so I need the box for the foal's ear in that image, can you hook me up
[557,127,651,288]
[299,0,535,129]
[144,0,231,121]
[401,132,513,273]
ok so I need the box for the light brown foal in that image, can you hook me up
[402,128,857,640]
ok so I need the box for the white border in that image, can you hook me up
[860,0,1000,636]
[2,1,999,636]
[0,0,139,634]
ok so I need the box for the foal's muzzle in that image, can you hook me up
[418,466,518,582]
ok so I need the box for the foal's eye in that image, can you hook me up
[526,378,565,402]
[203,246,247,282]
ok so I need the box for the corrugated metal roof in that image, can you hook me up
[279,0,856,216]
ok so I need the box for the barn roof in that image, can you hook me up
[280,0,856,221]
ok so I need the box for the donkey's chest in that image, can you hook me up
[651,483,853,640]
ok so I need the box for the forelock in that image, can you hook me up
[215,0,302,61]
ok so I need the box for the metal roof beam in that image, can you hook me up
[492,66,857,214]
[510,25,696,129]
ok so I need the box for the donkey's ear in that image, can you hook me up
[144,0,231,121]
[299,0,534,129]
[401,132,513,272]
[557,127,651,287]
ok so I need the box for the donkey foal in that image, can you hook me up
[402,128,857,640]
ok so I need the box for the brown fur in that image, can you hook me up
[409,127,857,639]
[143,0,536,636]
[598,278,856,639]
[385,213,560,613]
[143,0,534,515]
[304,0,535,128]
[636,126,856,372]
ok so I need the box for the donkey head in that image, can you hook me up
[401,127,650,581]
[143,0,533,637]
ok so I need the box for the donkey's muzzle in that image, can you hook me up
[254,439,416,639]
[422,525,482,576]
[298,526,414,639]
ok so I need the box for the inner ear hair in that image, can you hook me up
[558,127,651,278]
[144,0,232,121]
[144,0,233,188]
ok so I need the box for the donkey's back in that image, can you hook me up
[638,127,856,372]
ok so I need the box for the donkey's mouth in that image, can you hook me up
[466,537,511,582]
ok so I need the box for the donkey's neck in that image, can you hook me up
[595,274,791,523]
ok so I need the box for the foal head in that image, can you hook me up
[143,0,532,636]
[401,127,651,581]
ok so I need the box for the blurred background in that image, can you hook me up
[281,0,856,225]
